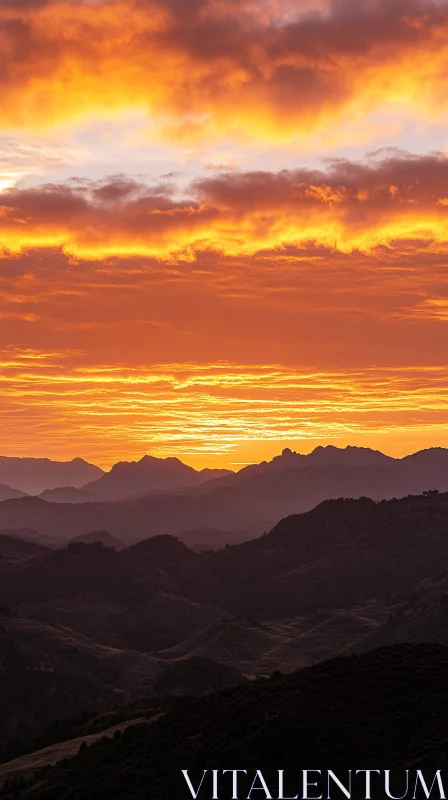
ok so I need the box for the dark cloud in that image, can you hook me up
[0,0,447,136]
[1,153,448,255]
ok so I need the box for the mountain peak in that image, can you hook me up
[139,454,184,466]
[82,454,230,500]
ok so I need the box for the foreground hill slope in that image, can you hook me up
[3,644,448,800]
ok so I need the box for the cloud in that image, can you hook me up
[0,0,448,141]
[1,351,448,467]
[2,152,448,256]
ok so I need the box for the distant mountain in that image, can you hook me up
[0,484,28,502]
[0,457,104,495]
[1,447,448,546]
[0,528,47,549]
[261,443,393,470]
[174,527,251,551]
[81,455,232,501]
[196,444,397,490]
[40,487,99,504]
[69,531,125,550]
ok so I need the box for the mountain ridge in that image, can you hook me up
[1,448,448,546]
[0,484,28,502]
[0,457,104,496]
[81,454,233,501]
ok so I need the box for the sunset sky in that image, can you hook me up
[1,0,448,469]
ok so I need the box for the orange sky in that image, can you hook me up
[1,0,448,469]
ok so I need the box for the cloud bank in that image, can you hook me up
[2,153,448,256]
[1,0,448,140]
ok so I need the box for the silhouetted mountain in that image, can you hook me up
[0,457,104,496]
[3,644,448,800]
[0,528,48,552]
[0,537,227,652]
[69,531,125,550]
[39,487,99,504]
[124,535,216,601]
[82,455,232,501]
[174,527,251,551]
[126,534,204,573]
[0,493,261,546]
[196,444,395,490]
[0,541,163,606]
[1,448,448,547]
[2,493,448,621]
[0,534,50,568]
[0,484,28,502]
[201,492,448,618]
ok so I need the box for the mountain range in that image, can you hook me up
[0,445,448,547]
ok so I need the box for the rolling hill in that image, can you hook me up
[1,492,448,621]
[1,491,448,796]
[1,492,448,659]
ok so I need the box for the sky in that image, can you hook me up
[1,0,448,469]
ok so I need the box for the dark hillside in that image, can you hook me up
[2,644,448,800]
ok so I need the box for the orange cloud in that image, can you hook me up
[1,349,448,468]
[0,151,447,465]
[2,153,448,256]
[0,0,448,142]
